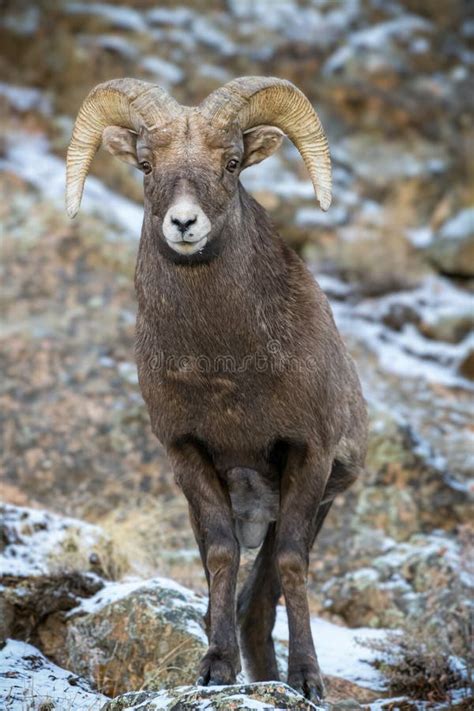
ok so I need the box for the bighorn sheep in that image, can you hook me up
[66,77,368,702]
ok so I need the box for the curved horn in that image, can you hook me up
[66,78,181,218]
[199,76,331,211]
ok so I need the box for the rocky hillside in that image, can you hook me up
[1,0,473,709]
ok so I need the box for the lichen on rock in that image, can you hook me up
[55,577,208,696]
[100,682,324,710]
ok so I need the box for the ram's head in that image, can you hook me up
[66,77,331,260]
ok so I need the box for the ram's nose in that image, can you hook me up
[163,196,212,254]
[171,215,197,236]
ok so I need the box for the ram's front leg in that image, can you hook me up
[168,442,241,685]
[276,444,331,703]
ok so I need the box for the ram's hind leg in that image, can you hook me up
[238,524,281,681]
[310,459,361,548]
[321,458,361,505]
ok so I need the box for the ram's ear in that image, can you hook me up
[241,125,285,169]
[101,126,139,168]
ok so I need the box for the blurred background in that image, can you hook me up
[1,0,473,705]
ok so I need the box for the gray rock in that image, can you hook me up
[332,135,449,187]
[101,682,324,710]
[426,208,474,276]
[54,577,208,696]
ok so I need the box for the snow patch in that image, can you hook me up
[0,82,51,114]
[274,607,388,690]
[71,574,204,615]
[296,204,348,228]
[81,33,139,60]
[146,7,194,28]
[139,56,185,85]
[66,2,146,32]
[0,503,107,578]
[0,639,106,710]
[241,154,314,199]
[331,275,474,390]
[439,207,474,241]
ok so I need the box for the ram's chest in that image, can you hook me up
[136,326,285,449]
[134,278,309,448]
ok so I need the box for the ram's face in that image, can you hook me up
[102,112,284,262]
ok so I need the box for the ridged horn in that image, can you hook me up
[66,78,181,218]
[199,76,332,211]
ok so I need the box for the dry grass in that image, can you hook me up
[47,528,130,582]
[99,494,203,589]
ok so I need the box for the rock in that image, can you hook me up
[0,638,106,710]
[323,16,434,81]
[362,410,430,538]
[458,348,474,380]
[321,531,472,629]
[51,577,208,696]
[322,566,407,628]
[425,208,474,276]
[332,135,449,189]
[101,682,325,710]
[355,486,420,541]
[361,406,471,535]
[419,312,474,344]
[0,504,123,645]
[380,303,422,332]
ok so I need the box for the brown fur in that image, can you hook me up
[106,113,368,701]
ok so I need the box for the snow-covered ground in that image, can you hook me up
[0,504,109,578]
[0,640,107,711]
[274,606,388,690]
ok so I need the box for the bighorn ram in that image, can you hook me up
[66,77,368,701]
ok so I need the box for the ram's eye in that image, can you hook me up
[226,159,239,173]
[140,160,152,175]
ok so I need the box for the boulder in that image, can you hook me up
[0,638,106,710]
[425,208,474,276]
[0,503,123,645]
[101,682,325,710]
[50,577,208,696]
[419,313,474,344]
